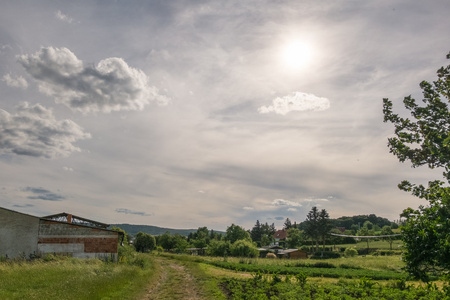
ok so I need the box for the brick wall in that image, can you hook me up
[38,219,119,260]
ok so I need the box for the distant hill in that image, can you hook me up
[109,224,225,237]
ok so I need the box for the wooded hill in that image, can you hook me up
[110,223,225,237]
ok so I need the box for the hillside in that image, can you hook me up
[110,223,206,237]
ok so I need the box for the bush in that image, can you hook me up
[230,240,259,257]
[206,240,230,256]
[118,244,136,262]
[373,250,402,256]
[344,247,358,257]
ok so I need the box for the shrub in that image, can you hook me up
[206,240,230,256]
[230,240,259,257]
[344,247,358,257]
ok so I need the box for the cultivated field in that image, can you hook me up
[2,248,450,299]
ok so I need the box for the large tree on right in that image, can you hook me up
[383,52,450,281]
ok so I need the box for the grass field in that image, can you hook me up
[338,239,403,250]
[0,254,157,300]
[3,250,449,299]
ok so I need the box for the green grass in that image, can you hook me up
[196,254,404,272]
[163,254,407,281]
[0,254,157,300]
[159,253,227,299]
[338,239,403,250]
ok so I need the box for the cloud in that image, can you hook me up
[274,216,284,221]
[0,102,91,158]
[22,187,65,201]
[18,47,169,113]
[55,10,73,23]
[243,206,254,210]
[115,208,151,216]
[2,73,28,89]
[302,198,329,203]
[12,204,34,208]
[258,92,330,115]
[271,199,303,207]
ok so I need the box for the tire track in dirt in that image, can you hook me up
[142,256,204,300]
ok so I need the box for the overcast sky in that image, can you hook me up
[0,0,449,231]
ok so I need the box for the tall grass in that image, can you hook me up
[0,254,156,300]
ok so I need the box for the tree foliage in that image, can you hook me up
[304,207,332,251]
[134,232,156,253]
[225,224,251,244]
[250,220,275,247]
[286,227,303,248]
[383,52,450,281]
[229,239,259,257]
[206,240,230,256]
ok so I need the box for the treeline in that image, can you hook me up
[113,209,399,258]
[114,223,262,258]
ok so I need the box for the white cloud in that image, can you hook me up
[243,206,254,210]
[55,10,73,23]
[258,92,330,115]
[271,199,303,207]
[0,102,91,158]
[2,73,28,89]
[115,208,151,216]
[18,47,169,113]
[303,198,329,202]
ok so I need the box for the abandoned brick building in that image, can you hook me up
[0,207,122,261]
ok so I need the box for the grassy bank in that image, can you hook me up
[0,254,156,300]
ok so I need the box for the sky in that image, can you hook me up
[0,0,449,231]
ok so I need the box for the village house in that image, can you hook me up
[0,207,122,261]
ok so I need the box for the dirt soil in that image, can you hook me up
[142,256,205,300]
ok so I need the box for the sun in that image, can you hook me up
[280,41,313,70]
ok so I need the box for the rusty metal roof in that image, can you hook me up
[41,212,109,229]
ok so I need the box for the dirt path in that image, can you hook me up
[142,256,205,300]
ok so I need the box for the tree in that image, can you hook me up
[134,232,156,253]
[284,218,292,229]
[381,225,395,250]
[206,240,230,256]
[383,52,450,281]
[189,227,210,248]
[250,220,263,246]
[318,209,332,251]
[304,207,320,252]
[357,226,372,250]
[173,234,189,253]
[157,231,176,251]
[225,224,251,244]
[286,227,303,248]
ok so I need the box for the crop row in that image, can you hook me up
[208,261,407,280]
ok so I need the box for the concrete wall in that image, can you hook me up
[0,208,40,259]
[0,207,119,261]
[38,220,119,261]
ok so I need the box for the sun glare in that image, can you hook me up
[281,41,313,70]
